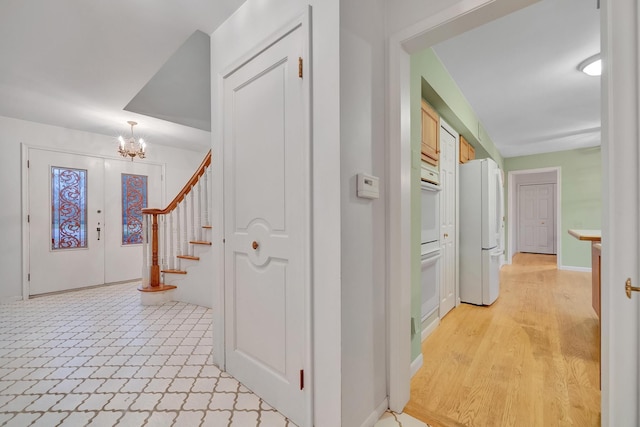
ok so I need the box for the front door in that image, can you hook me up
[518,183,555,254]
[439,120,457,317]
[28,148,163,295]
[29,149,105,295]
[223,23,309,426]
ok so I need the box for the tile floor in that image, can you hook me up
[0,282,296,426]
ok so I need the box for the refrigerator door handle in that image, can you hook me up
[490,247,503,257]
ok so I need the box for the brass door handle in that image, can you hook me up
[625,278,640,298]
[252,241,259,250]
[444,233,449,238]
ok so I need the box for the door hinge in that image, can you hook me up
[28,273,30,281]
[300,369,304,390]
[298,57,303,79]
[27,160,30,168]
[27,215,30,223]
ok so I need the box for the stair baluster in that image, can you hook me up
[140,150,211,291]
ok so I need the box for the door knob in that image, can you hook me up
[444,233,449,238]
[625,278,640,299]
[252,241,259,250]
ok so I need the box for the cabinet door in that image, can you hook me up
[459,136,469,164]
[421,100,439,166]
[468,144,475,161]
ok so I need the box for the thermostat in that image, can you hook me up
[357,173,379,199]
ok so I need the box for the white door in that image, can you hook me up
[518,183,555,254]
[223,24,309,426]
[439,120,457,317]
[29,149,105,295]
[103,159,163,283]
[28,148,163,295]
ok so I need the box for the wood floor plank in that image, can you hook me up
[405,253,600,427]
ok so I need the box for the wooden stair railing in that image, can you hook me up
[139,150,212,291]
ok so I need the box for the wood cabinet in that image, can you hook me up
[421,100,439,166]
[459,135,475,164]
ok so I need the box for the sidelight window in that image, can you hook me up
[121,173,148,245]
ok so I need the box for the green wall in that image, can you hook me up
[410,48,503,360]
[504,147,602,269]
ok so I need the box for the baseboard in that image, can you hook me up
[0,295,22,304]
[559,265,591,273]
[411,353,423,378]
[361,398,389,427]
[421,316,440,342]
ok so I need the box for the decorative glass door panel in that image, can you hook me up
[51,166,88,250]
[121,173,148,245]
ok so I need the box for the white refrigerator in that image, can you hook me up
[459,158,504,305]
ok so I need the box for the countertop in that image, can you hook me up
[568,229,601,242]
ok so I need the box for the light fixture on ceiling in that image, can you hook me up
[118,121,146,161]
[578,54,602,76]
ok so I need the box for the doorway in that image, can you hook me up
[385,0,608,418]
[24,146,163,297]
[507,168,560,264]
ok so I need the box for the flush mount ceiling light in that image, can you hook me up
[578,54,602,76]
[118,121,146,161]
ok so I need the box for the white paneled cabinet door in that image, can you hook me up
[518,183,555,254]
[28,149,105,295]
[223,24,309,426]
[439,120,457,317]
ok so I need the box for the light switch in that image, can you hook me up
[357,173,379,199]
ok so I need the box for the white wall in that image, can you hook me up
[340,0,388,425]
[0,115,206,300]
[209,1,341,426]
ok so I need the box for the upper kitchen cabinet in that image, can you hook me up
[459,135,475,164]
[421,100,440,166]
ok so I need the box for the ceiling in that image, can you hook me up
[0,1,599,158]
[433,0,601,158]
[0,0,246,151]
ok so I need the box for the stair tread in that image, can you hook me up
[162,269,187,274]
[190,240,212,245]
[177,255,200,261]
[137,284,177,293]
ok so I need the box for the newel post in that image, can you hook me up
[150,213,160,287]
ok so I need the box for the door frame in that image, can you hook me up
[21,143,166,300]
[507,167,560,267]
[212,9,312,427]
[386,0,541,410]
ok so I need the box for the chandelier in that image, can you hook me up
[118,121,146,161]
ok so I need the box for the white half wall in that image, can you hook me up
[0,115,206,300]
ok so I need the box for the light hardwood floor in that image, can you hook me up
[405,253,600,427]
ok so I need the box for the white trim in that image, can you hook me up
[559,265,592,273]
[21,143,29,301]
[410,354,424,378]
[421,316,440,342]
[506,167,561,268]
[0,296,23,304]
[386,0,540,413]
[360,398,389,427]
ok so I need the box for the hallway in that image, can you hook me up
[0,283,295,426]
[405,253,600,426]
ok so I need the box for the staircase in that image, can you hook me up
[138,150,213,307]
